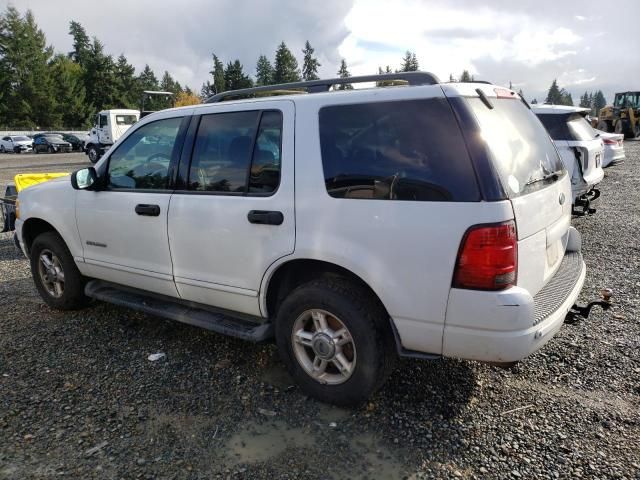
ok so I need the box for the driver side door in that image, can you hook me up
[75,115,188,297]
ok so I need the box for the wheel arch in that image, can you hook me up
[21,217,61,256]
[262,258,394,333]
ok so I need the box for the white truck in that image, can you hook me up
[85,109,140,163]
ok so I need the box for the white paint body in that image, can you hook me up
[532,105,605,202]
[597,130,625,167]
[0,135,32,153]
[16,82,586,364]
[87,109,140,149]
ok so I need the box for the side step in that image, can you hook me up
[85,280,274,342]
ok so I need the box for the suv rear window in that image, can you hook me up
[319,98,480,201]
[467,98,565,197]
[537,113,598,141]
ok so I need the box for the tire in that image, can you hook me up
[597,120,609,132]
[87,145,100,163]
[0,145,4,153]
[48,145,54,153]
[614,120,624,135]
[635,124,640,139]
[275,277,396,406]
[30,231,89,310]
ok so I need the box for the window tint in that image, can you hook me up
[188,111,260,193]
[107,117,181,190]
[249,111,282,193]
[567,115,597,141]
[468,99,564,197]
[536,114,572,140]
[319,99,479,201]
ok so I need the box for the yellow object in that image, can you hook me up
[13,173,70,193]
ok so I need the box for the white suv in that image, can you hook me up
[15,73,587,405]
[532,105,605,215]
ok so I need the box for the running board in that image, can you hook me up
[85,280,274,342]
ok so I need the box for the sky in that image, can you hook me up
[3,0,639,103]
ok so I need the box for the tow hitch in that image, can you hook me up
[565,288,613,324]
[572,189,600,216]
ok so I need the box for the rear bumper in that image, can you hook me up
[442,251,586,363]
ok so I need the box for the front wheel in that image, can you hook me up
[0,145,5,153]
[48,145,54,153]
[30,232,89,310]
[275,278,396,406]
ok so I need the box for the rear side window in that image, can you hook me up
[468,99,564,197]
[188,110,282,194]
[319,99,480,201]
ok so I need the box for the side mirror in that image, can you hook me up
[71,167,98,190]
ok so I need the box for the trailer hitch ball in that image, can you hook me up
[566,288,613,324]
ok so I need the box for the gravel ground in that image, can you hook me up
[0,146,639,479]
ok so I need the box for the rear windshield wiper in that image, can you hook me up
[525,170,563,187]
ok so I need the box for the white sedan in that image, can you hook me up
[0,135,33,153]
[596,130,625,167]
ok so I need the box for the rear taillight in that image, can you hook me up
[603,138,617,145]
[453,221,518,290]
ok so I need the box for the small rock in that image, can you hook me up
[147,353,165,362]
[258,408,277,417]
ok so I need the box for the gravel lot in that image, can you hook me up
[1,146,639,479]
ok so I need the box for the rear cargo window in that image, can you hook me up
[537,113,598,141]
[467,98,565,197]
[319,99,480,201]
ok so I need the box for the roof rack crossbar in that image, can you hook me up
[204,71,440,103]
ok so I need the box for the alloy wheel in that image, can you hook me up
[291,309,357,385]
[37,249,65,298]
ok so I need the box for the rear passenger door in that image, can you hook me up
[167,101,295,316]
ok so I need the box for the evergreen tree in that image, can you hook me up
[559,89,573,106]
[448,73,455,82]
[593,90,607,113]
[68,20,90,66]
[137,64,161,111]
[84,38,119,111]
[0,7,59,128]
[200,81,215,100]
[376,66,393,86]
[50,54,91,127]
[113,54,137,108]
[545,79,563,104]
[459,70,472,82]
[255,54,274,86]
[161,70,181,94]
[531,98,538,104]
[273,42,301,83]
[579,92,590,108]
[400,51,419,72]
[301,41,320,81]
[210,54,225,94]
[337,59,352,90]
[224,60,253,91]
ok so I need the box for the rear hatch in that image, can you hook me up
[537,111,604,188]
[458,87,572,296]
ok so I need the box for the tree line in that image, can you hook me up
[541,79,607,114]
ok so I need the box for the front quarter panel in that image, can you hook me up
[18,177,81,258]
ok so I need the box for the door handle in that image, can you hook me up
[247,210,284,225]
[135,204,160,216]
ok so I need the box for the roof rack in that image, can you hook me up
[205,71,440,103]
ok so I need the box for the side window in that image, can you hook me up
[249,111,282,193]
[319,99,480,201]
[106,117,182,190]
[537,114,571,140]
[99,115,108,128]
[188,111,260,193]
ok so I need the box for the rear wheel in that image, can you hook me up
[87,145,100,163]
[30,232,89,310]
[48,145,54,153]
[635,124,640,139]
[0,145,5,153]
[596,120,609,132]
[275,278,396,406]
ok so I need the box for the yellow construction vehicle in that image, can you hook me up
[596,91,640,138]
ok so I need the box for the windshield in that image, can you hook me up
[537,113,598,141]
[13,136,30,141]
[115,115,137,126]
[44,135,63,140]
[467,98,565,197]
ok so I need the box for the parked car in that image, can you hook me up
[15,73,591,406]
[0,135,33,153]
[32,134,72,153]
[532,105,604,215]
[596,130,625,167]
[50,133,84,151]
